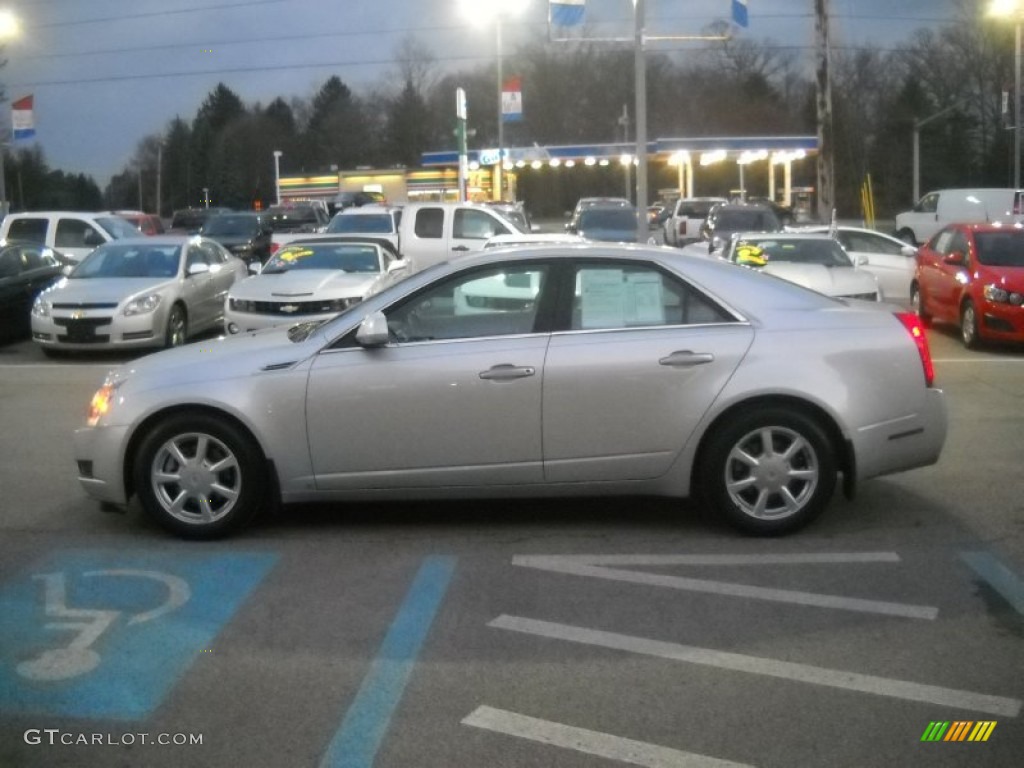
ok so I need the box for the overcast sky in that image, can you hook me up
[3,0,959,186]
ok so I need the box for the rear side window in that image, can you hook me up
[414,208,444,239]
[6,218,48,243]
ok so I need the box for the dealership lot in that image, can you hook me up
[0,329,1022,767]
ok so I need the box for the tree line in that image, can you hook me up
[2,0,1017,220]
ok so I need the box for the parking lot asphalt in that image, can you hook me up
[0,327,1022,767]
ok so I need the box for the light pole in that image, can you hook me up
[459,0,529,202]
[0,9,21,218]
[273,150,283,205]
[990,0,1024,188]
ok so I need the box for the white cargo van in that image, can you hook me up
[894,188,1024,245]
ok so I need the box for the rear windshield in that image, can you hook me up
[327,214,394,234]
[579,208,638,230]
[973,231,1024,267]
[715,210,780,232]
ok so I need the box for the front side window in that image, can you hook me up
[916,193,939,213]
[385,263,549,342]
[453,210,509,240]
[570,263,732,330]
[55,219,103,248]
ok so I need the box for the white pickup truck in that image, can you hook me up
[397,202,526,273]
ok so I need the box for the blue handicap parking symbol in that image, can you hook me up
[0,549,277,721]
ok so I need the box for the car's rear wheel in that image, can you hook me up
[701,408,836,536]
[133,413,266,539]
[910,283,931,327]
[165,305,187,348]
[960,299,982,349]
[896,228,916,245]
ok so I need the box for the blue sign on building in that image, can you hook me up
[0,549,277,720]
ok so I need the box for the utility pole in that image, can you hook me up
[814,0,834,223]
[634,0,648,241]
[618,104,631,202]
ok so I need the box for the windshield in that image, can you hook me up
[973,232,1024,267]
[326,214,394,234]
[732,238,853,268]
[71,243,181,279]
[97,216,146,239]
[715,209,781,232]
[262,243,382,274]
[201,215,259,236]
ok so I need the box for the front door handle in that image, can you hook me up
[659,350,715,367]
[479,364,536,381]
[451,245,470,252]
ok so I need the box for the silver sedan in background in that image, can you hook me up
[73,244,946,540]
[31,236,246,352]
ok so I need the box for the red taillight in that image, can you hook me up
[895,312,934,387]
[270,242,280,255]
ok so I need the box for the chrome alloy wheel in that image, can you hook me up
[723,426,819,521]
[150,432,241,525]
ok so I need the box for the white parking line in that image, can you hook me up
[463,706,755,768]
[512,554,938,620]
[489,616,1022,717]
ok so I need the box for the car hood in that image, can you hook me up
[758,263,878,296]
[113,326,318,390]
[45,277,176,304]
[230,270,379,300]
[977,265,1024,290]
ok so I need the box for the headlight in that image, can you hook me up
[123,293,162,316]
[86,378,124,427]
[983,284,1009,303]
[229,298,255,312]
[31,296,51,318]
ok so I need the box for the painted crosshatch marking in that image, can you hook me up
[0,550,277,720]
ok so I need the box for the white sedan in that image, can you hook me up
[724,233,882,301]
[225,239,407,334]
[798,226,918,303]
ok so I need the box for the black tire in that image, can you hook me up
[910,283,931,327]
[133,413,267,539]
[165,304,187,348]
[960,299,982,350]
[700,407,837,536]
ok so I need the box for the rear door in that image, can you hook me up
[542,260,754,482]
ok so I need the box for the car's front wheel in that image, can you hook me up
[701,408,837,536]
[165,305,187,348]
[133,413,266,539]
[960,299,982,349]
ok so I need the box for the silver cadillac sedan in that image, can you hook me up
[31,236,247,352]
[73,244,947,539]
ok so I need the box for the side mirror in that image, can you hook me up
[355,311,390,347]
[855,254,869,267]
[186,262,211,277]
[83,230,105,247]
[943,251,965,266]
[901,245,917,258]
[387,259,408,274]
[247,262,261,276]
[61,264,74,276]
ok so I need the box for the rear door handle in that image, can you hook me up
[479,364,536,381]
[451,245,470,252]
[659,350,715,367]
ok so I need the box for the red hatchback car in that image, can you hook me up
[912,223,1024,348]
